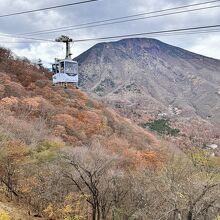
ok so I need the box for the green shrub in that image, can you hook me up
[140,119,180,137]
[31,140,64,162]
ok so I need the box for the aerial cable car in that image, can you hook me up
[52,35,78,87]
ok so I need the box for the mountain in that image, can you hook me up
[1,47,220,220]
[75,38,220,129]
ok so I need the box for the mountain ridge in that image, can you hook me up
[76,38,220,65]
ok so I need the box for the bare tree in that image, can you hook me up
[150,154,220,220]
[63,145,120,220]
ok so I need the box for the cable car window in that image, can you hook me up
[52,64,56,74]
[56,63,59,73]
[60,62,64,73]
[52,64,59,73]
[65,61,78,76]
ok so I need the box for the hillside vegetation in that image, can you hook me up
[0,47,220,220]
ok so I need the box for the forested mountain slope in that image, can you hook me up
[0,47,220,220]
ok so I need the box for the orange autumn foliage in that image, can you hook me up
[0,47,162,167]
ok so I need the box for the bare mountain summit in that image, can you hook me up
[76,38,220,127]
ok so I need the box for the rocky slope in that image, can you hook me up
[76,38,220,128]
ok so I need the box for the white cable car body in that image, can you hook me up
[52,59,78,85]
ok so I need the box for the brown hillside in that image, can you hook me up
[0,47,161,154]
[0,47,166,218]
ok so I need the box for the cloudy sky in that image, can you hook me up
[0,0,220,66]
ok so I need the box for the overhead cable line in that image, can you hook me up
[0,33,55,42]
[0,0,98,18]
[2,26,220,44]
[73,24,220,42]
[0,42,55,43]
[27,4,220,36]
[138,28,220,37]
[18,0,220,36]
[2,29,220,44]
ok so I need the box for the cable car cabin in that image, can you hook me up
[52,59,78,85]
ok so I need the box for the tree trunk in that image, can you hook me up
[92,205,96,220]
[97,203,100,220]
[187,210,193,220]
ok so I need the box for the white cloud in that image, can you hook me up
[13,42,64,65]
[189,34,220,59]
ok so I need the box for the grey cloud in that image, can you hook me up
[0,0,219,63]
